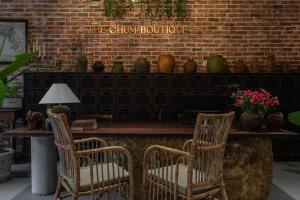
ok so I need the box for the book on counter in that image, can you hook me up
[71,119,97,131]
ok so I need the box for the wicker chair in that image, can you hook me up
[47,110,134,200]
[143,112,235,200]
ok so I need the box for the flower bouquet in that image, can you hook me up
[232,89,279,131]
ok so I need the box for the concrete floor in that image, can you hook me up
[0,162,298,200]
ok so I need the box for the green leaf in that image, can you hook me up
[0,52,35,81]
[288,111,300,126]
[0,80,7,105]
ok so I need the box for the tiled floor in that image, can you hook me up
[0,162,299,200]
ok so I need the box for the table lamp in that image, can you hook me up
[39,83,81,124]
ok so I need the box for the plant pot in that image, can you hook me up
[266,112,284,131]
[76,55,88,72]
[184,59,197,73]
[134,57,150,73]
[0,148,14,183]
[158,55,175,73]
[240,112,263,131]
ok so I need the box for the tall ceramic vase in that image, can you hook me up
[240,111,263,131]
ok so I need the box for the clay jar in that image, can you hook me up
[134,57,150,73]
[233,60,248,73]
[112,56,124,73]
[207,55,227,73]
[184,59,198,73]
[158,55,175,73]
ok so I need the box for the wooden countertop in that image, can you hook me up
[2,123,299,138]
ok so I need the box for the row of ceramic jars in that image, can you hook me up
[111,55,198,73]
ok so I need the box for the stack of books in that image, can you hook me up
[71,119,97,131]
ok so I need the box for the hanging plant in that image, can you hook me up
[104,0,133,19]
[139,0,188,20]
[175,0,187,20]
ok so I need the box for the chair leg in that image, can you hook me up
[220,180,228,200]
[72,195,79,200]
[54,178,63,200]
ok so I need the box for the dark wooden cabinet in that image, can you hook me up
[24,72,300,122]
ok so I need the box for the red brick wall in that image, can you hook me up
[1,0,300,72]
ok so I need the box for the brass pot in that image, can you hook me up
[158,55,175,73]
[184,59,197,73]
[207,55,227,73]
[134,57,150,73]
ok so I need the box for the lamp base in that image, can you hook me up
[51,105,72,125]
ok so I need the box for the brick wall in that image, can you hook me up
[0,0,300,72]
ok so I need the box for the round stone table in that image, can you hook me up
[106,136,273,200]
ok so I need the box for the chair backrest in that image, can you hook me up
[47,110,77,180]
[189,112,235,186]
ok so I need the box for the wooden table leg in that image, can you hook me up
[31,137,57,195]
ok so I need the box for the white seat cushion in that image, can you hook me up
[148,163,218,194]
[67,162,129,191]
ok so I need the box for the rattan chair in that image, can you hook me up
[47,110,134,200]
[143,112,235,200]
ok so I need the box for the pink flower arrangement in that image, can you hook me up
[232,89,279,117]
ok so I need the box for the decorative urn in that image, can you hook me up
[207,55,227,73]
[184,59,198,73]
[112,56,124,73]
[134,57,150,73]
[92,61,105,73]
[158,55,175,73]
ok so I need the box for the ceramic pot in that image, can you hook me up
[266,112,284,131]
[249,58,259,73]
[207,55,227,73]
[112,56,124,73]
[134,57,150,73]
[184,59,197,73]
[233,60,248,73]
[266,55,276,73]
[158,55,175,73]
[92,61,105,73]
[76,55,88,72]
[240,111,263,131]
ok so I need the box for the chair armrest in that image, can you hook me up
[145,145,190,159]
[183,139,193,152]
[75,146,134,198]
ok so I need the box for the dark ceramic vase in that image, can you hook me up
[134,57,150,73]
[184,59,197,73]
[240,111,263,131]
[76,55,88,72]
[92,61,105,73]
[266,112,284,131]
[158,55,175,73]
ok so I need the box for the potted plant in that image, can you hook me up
[288,111,300,128]
[0,126,14,183]
[0,37,36,182]
[232,89,279,131]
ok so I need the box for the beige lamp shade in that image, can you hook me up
[39,83,81,104]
